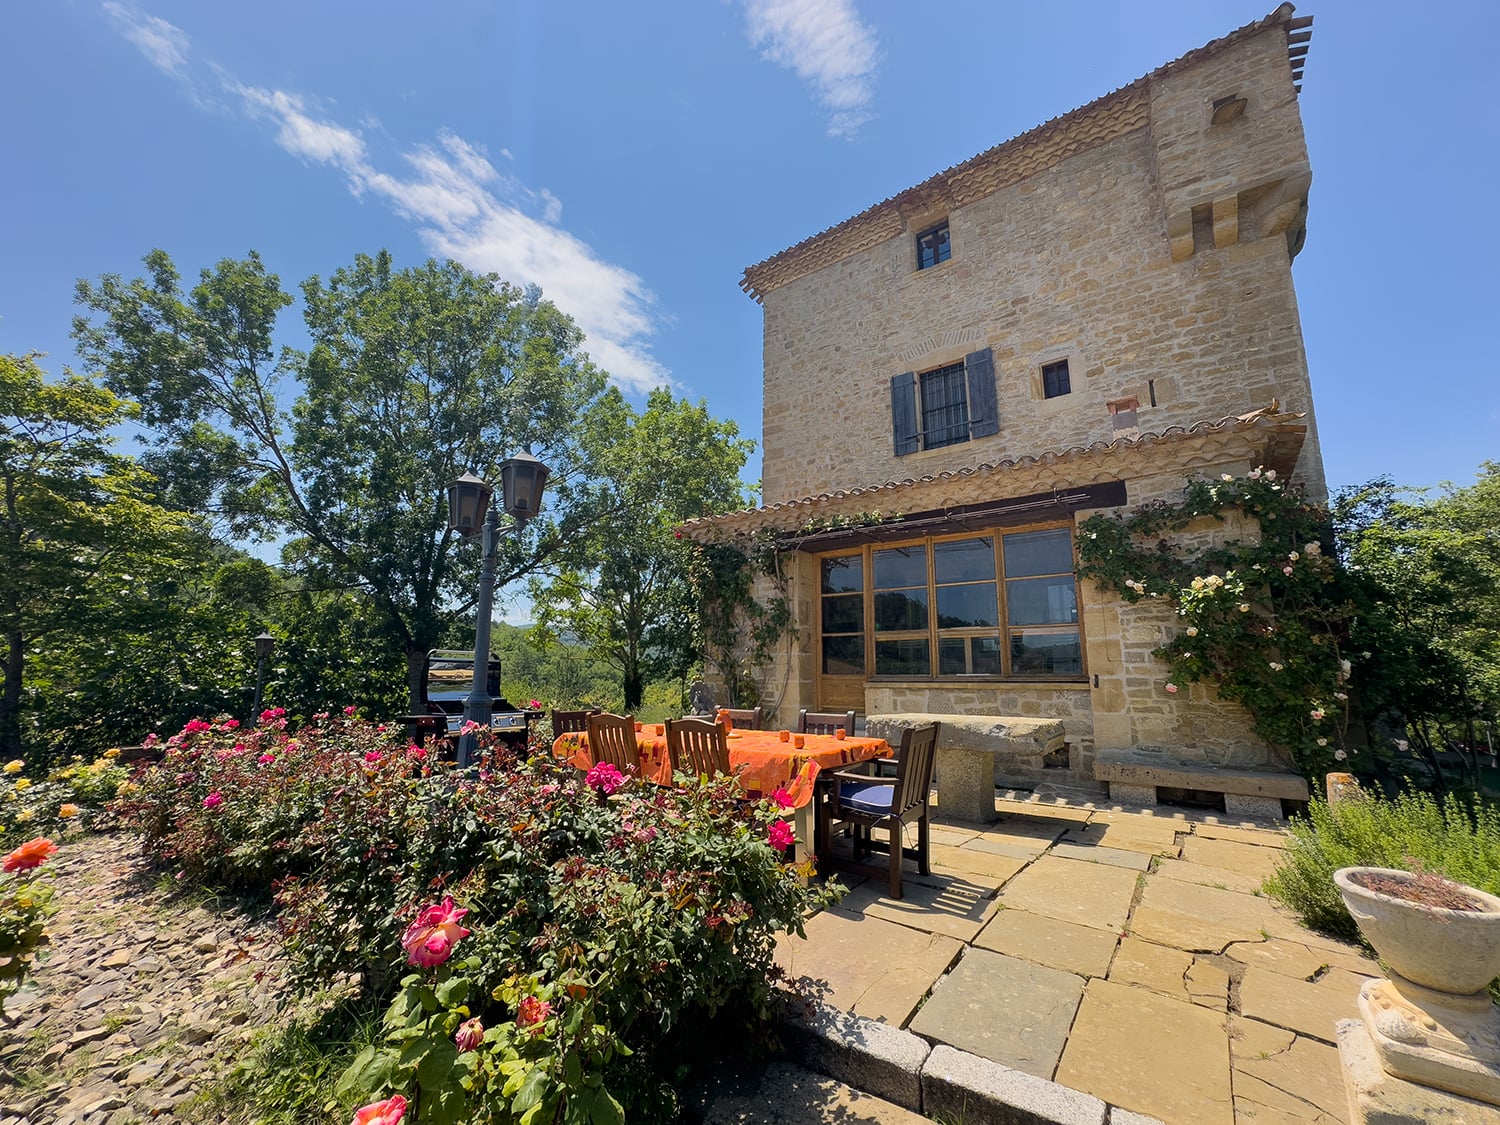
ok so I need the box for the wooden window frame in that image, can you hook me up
[1042,358,1072,399]
[814,521,1086,689]
[918,361,970,450]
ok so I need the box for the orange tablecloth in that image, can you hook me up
[550,727,891,809]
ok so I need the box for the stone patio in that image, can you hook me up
[775,789,1376,1124]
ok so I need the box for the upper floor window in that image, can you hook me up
[919,362,969,449]
[891,348,998,455]
[916,221,951,270]
[1042,359,1072,399]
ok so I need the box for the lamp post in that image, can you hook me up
[251,630,275,718]
[446,451,550,767]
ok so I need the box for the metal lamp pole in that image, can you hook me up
[457,506,501,768]
[450,452,547,768]
[251,631,275,719]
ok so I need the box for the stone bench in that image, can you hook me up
[1093,747,1310,820]
[865,713,1067,823]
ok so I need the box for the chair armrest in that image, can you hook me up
[827,766,895,785]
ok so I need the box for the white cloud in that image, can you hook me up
[104,2,190,77]
[742,0,879,138]
[106,6,670,394]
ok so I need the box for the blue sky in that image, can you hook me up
[4,1,1496,508]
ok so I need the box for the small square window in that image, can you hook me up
[916,222,951,270]
[1042,359,1071,399]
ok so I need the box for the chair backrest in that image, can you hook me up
[723,706,763,731]
[798,709,856,736]
[892,723,940,816]
[552,707,598,735]
[666,717,731,778]
[586,712,640,774]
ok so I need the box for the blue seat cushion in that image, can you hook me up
[837,779,894,815]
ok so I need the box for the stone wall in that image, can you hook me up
[758,18,1322,509]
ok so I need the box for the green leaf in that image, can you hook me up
[435,975,470,1008]
[415,1038,459,1091]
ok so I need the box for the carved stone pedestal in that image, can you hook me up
[1338,1019,1500,1124]
[1356,974,1500,1103]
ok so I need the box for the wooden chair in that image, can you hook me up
[551,707,598,736]
[585,712,641,775]
[817,723,940,899]
[666,717,732,779]
[722,706,763,731]
[798,709,856,736]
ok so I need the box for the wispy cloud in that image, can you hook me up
[104,4,669,393]
[741,0,879,138]
[103,1,189,77]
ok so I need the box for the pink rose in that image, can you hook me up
[516,996,552,1029]
[1164,683,1179,694]
[183,719,213,735]
[351,1095,407,1125]
[454,1017,484,1053]
[223,719,240,730]
[202,792,223,810]
[400,896,471,967]
[364,750,382,764]
[344,705,357,715]
[768,820,795,850]
[771,787,795,809]
[257,754,275,765]
[586,762,624,795]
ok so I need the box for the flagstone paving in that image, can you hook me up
[775,791,1378,1124]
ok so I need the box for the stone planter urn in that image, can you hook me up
[1334,866,1500,1105]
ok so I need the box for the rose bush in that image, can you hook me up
[118,717,834,1122]
[1,751,128,847]
[1,836,59,1014]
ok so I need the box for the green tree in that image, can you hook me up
[1335,466,1500,788]
[528,388,753,710]
[75,250,617,709]
[0,352,195,758]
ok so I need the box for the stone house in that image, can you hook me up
[684,6,1321,812]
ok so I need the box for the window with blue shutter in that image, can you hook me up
[965,347,998,438]
[892,347,1000,455]
[890,371,919,455]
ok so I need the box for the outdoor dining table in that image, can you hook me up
[551,725,892,861]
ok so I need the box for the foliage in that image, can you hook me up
[0,351,198,760]
[1265,790,1500,944]
[0,751,128,847]
[1334,469,1500,789]
[1077,468,1365,778]
[528,388,754,711]
[686,536,792,712]
[75,249,618,709]
[0,836,59,1014]
[117,717,831,1121]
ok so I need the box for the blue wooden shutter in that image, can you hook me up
[891,371,918,455]
[965,347,999,438]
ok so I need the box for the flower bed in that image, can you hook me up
[117,713,832,1123]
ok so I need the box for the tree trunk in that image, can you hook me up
[407,646,428,713]
[622,660,643,713]
[1,627,23,761]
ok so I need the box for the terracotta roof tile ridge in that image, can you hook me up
[682,407,1306,528]
[740,4,1303,302]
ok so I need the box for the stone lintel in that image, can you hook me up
[1168,209,1195,262]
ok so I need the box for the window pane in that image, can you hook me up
[920,362,969,450]
[939,638,966,675]
[822,592,863,634]
[874,589,928,632]
[1010,631,1082,677]
[1006,576,1078,626]
[936,583,998,628]
[822,635,865,676]
[1003,528,1074,577]
[821,555,863,594]
[874,545,928,589]
[972,636,1002,675]
[934,537,995,583]
[876,638,930,676]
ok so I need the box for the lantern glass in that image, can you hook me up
[445,472,494,536]
[500,451,551,522]
[255,631,276,661]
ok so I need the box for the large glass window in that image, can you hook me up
[816,525,1083,681]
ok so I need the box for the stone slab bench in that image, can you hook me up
[866,713,1067,823]
[1094,747,1310,820]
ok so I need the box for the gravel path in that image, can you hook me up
[0,833,283,1124]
